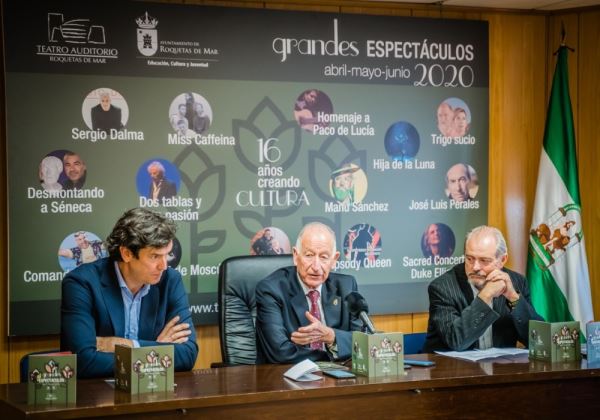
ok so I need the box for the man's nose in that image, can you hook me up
[157,255,168,270]
[310,258,322,271]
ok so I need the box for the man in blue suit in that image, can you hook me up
[256,222,362,364]
[61,208,198,378]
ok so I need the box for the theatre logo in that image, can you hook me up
[136,12,158,56]
[35,12,119,64]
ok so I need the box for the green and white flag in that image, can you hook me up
[526,46,594,324]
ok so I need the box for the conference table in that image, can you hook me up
[1,353,599,418]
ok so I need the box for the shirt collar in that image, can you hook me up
[296,271,323,296]
[114,261,150,298]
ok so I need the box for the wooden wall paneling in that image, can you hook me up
[195,325,221,368]
[412,312,429,332]
[371,313,412,333]
[411,5,483,19]
[547,14,579,137]
[484,12,547,273]
[341,6,412,16]
[437,10,483,20]
[202,1,264,8]
[411,5,448,18]
[265,3,340,12]
[577,10,600,320]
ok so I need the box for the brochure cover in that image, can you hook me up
[586,322,600,365]
[27,352,76,405]
[114,345,174,394]
[352,331,404,377]
[529,320,581,362]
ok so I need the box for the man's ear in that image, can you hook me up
[498,253,508,268]
[119,246,133,262]
[332,250,341,264]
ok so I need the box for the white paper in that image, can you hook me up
[435,347,529,362]
[283,359,323,382]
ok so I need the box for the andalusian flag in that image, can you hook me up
[526,45,594,324]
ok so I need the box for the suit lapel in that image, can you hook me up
[455,265,474,304]
[100,265,125,337]
[323,277,342,327]
[139,286,159,339]
[288,268,309,325]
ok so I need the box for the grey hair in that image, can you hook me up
[465,225,507,258]
[63,151,83,162]
[295,222,337,255]
[106,208,177,260]
[147,160,165,174]
[445,163,471,184]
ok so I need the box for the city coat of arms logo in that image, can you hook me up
[136,12,158,56]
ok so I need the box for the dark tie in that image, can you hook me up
[308,290,323,351]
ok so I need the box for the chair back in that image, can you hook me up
[404,332,427,355]
[218,254,293,365]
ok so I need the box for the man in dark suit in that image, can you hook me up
[91,91,123,132]
[61,208,198,378]
[147,161,177,201]
[423,225,543,352]
[256,222,362,364]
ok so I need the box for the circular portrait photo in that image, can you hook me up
[82,87,129,132]
[38,150,88,191]
[250,227,291,256]
[167,236,182,269]
[329,163,368,205]
[421,223,455,258]
[445,163,479,202]
[293,89,334,133]
[136,158,181,201]
[384,121,420,161]
[436,97,471,137]
[38,152,64,192]
[168,92,213,135]
[343,223,382,263]
[58,231,107,272]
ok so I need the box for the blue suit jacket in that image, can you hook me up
[255,266,362,364]
[60,258,198,378]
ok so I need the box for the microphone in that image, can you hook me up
[345,291,378,334]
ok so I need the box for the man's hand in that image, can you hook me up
[156,315,192,344]
[486,268,520,302]
[291,311,335,346]
[478,273,507,305]
[96,336,133,352]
